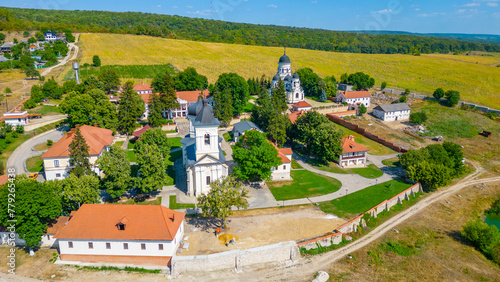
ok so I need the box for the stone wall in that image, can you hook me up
[297,233,343,250]
[172,241,299,274]
[326,114,408,153]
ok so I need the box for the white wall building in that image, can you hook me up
[54,204,185,267]
[373,103,411,122]
[270,51,306,104]
[181,99,228,197]
[1,111,30,126]
[41,125,114,181]
[339,136,369,168]
[271,146,293,181]
[337,91,371,107]
[44,31,58,42]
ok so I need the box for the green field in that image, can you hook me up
[338,125,397,156]
[318,179,412,218]
[71,64,177,81]
[268,170,342,201]
[27,105,62,116]
[416,103,499,140]
[80,33,500,108]
[26,156,43,172]
[309,160,384,179]
[167,137,182,150]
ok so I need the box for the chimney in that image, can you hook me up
[348,135,355,141]
[94,123,98,127]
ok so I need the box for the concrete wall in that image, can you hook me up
[171,241,299,274]
[297,233,343,250]
[326,114,408,153]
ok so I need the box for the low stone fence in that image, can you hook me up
[313,105,349,115]
[297,183,422,251]
[161,123,177,132]
[230,113,252,125]
[326,114,408,153]
[172,241,299,274]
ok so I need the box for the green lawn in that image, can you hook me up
[382,157,400,168]
[26,156,43,172]
[165,150,183,186]
[127,150,137,162]
[168,137,182,150]
[318,179,412,218]
[268,170,342,201]
[242,101,255,113]
[28,105,62,116]
[308,160,383,179]
[127,139,136,150]
[169,195,196,209]
[223,132,233,142]
[33,142,51,151]
[114,141,124,147]
[291,159,303,169]
[350,164,384,179]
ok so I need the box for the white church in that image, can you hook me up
[181,98,229,197]
[270,50,306,104]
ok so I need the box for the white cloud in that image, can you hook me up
[172,6,178,9]
[463,2,480,7]
[311,0,318,3]
[373,9,392,14]
[414,8,421,11]
[493,12,500,17]
[487,2,498,7]
[417,12,445,17]
[156,5,161,8]
[186,5,194,9]
[268,4,278,8]
[186,10,212,16]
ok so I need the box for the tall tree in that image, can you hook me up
[445,90,460,107]
[135,127,171,162]
[42,78,63,99]
[213,87,234,127]
[60,174,100,212]
[266,111,290,148]
[271,80,288,113]
[117,81,145,134]
[433,88,445,99]
[0,175,62,249]
[197,176,249,228]
[69,127,91,177]
[136,143,167,193]
[232,130,282,181]
[174,67,208,91]
[147,92,163,127]
[296,68,324,97]
[151,71,179,119]
[96,144,132,199]
[60,89,117,129]
[92,55,101,67]
[215,73,250,116]
[98,68,120,94]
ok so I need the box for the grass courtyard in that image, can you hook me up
[318,179,413,218]
[268,170,342,201]
[26,156,43,172]
[309,161,384,179]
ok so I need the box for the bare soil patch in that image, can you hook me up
[180,207,347,256]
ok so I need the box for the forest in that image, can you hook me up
[1,7,500,54]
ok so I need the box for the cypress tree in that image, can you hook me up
[69,127,91,177]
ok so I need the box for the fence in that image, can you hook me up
[325,114,408,153]
[171,241,299,275]
[296,183,422,251]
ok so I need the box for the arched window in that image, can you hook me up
[204,134,210,145]
[296,93,299,98]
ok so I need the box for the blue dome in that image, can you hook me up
[284,75,292,81]
[279,53,291,64]
[293,73,299,79]
[272,74,280,81]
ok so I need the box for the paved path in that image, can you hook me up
[41,37,79,76]
[7,127,67,176]
[24,114,67,131]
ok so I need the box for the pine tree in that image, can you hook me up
[117,81,146,134]
[69,127,91,177]
[267,111,289,147]
[151,72,179,119]
[271,80,288,112]
[213,87,233,127]
[148,92,163,127]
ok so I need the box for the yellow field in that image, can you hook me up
[80,33,500,108]
[422,53,500,66]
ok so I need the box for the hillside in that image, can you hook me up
[79,33,500,109]
[2,7,500,55]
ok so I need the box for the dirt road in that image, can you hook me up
[176,165,500,281]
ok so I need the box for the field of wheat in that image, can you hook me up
[79,33,500,108]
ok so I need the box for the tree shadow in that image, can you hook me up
[186,216,223,232]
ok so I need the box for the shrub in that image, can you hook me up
[409,112,428,124]
[462,220,500,254]
[433,88,444,99]
[445,90,460,107]
[47,139,53,146]
[404,88,410,95]
[15,126,24,134]
[381,81,387,90]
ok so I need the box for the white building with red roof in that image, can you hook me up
[292,101,312,112]
[41,124,115,180]
[133,82,153,94]
[339,135,369,168]
[271,144,293,181]
[1,110,30,126]
[337,91,371,107]
[54,204,185,267]
[138,89,210,120]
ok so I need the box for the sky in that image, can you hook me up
[2,0,500,35]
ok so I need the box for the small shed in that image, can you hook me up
[132,125,152,139]
[2,111,30,126]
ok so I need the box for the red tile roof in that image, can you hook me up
[2,113,29,120]
[0,175,8,185]
[177,90,209,102]
[132,125,152,138]
[293,101,312,108]
[41,125,114,158]
[54,204,185,241]
[46,216,70,234]
[342,91,370,99]
[288,111,306,124]
[140,93,151,104]
[342,136,369,154]
[133,83,152,92]
[268,141,292,163]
